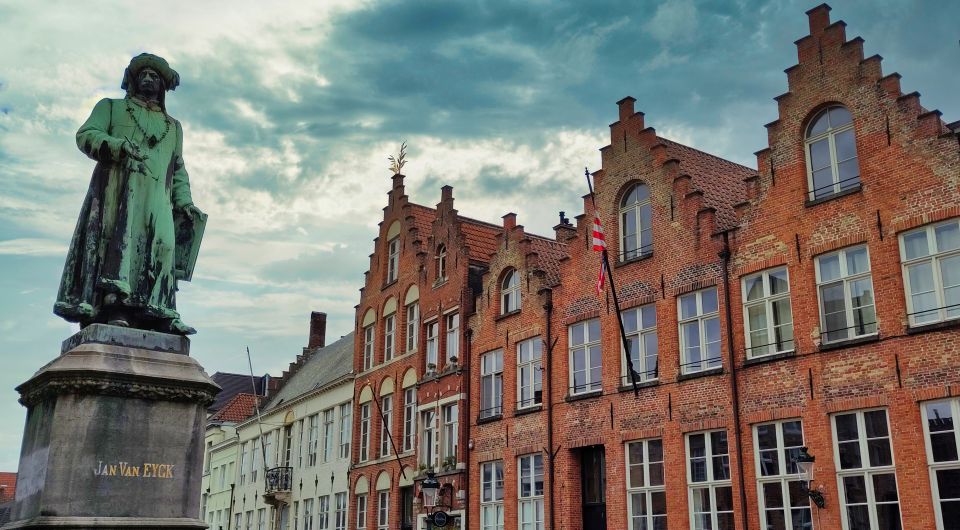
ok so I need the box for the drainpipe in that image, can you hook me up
[720,231,749,530]
[542,290,556,530]
[463,326,473,519]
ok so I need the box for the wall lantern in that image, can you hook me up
[421,471,441,509]
[794,447,826,509]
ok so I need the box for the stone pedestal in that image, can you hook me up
[3,325,220,530]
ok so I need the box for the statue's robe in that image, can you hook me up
[54,96,193,325]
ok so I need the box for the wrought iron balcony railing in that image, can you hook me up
[264,466,292,494]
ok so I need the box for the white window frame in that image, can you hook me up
[831,408,902,530]
[402,387,416,453]
[406,302,419,353]
[619,183,653,260]
[480,349,503,418]
[420,409,438,470]
[425,322,438,369]
[303,500,314,530]
[322,408,334,463]
[568,319,602,395]
[318,495,330,530]
[753,420,812,530]
[293,501,299,530]
[446,313,460,362]
[518,453,545,530]
[517,338,542,409]
[815,245,877,344]
[805,105,859,200]
[442,403,459,463]
[359,403,371,462]
[384,314,395,362]
[899,219,960,326]
[307,414,319,467]
[625,438,666,530]
[501,269,521,314]
[334,492,348,530]
[238,442,247,484]
[686,430,733,530]
[742,267,795,358]
[257,508,266,530]
[251,437,261,482]
[379,395,393,457]
[921,398,960,530]
[678,288,722,374]
[480,460,505,530]
[355,494,367,530]
[377,490,389,530]
[338,402,351,460]
[436,244,447,280]
[363,324,375,370]
[622,304,658,385]
[387,236,400,283]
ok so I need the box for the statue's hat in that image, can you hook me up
[121,53,180,92]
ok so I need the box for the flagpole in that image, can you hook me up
[585,168,640,396]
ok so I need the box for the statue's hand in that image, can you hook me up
[122,141,148,162]
[183,204,204,220]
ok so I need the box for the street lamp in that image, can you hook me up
[421,471,441,509]
[794,447,825,509]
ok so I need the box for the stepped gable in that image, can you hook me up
[406,203,435,237]
[263,332,355,411]
[660,138,755,231]
[208,393,260,423]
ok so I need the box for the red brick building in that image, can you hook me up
[354,5,960,530]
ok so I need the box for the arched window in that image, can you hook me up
[501,269,520,314]
[436,244,447,280]
[620,183,652,260]
[805,105,859,201]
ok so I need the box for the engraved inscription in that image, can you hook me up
[94,460,175,479]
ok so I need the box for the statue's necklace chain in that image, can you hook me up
[125,100,170,149]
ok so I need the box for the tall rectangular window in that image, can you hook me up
[322,408,335,462]
[421,410,437,469]
[623,304,658,384]
[569,319,602,394]
[359,403,371,462]
[402,388,417,452]
[832,409,901,530]
[257,508,266,530]
[355,494,367,530]
[679,287,722,374]
[480,349,503,418]
[446,313,460,361]
[293,501,299,530]
[307,414,319,466]
[251,437,261,482]
[387,237,400,283]
[377,491,389,530]
[245,510,253,530]
[480,460,505,530]
[297,419,304,467]
[334,492,348,530]
[406,302,419,352]
[626,439,666,530]
[239,442,248,484]
[426,322,439,369]
[339,402,351,460]
[318,495,330,530]
[687,430,733,530]
[754,420,812,530]
[517,338,543,409]
[442,404,459,463]
[384,314,395,362]
[922,399,960,530]
[363,325,375,370]
[900,219,960,326]
[380,395,393,457]
[742,267,794,358]
[816,245,876,343]
[264,430,274,468]
[518,453,545,530]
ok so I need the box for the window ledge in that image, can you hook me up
[615,252,653,268]
[804,185,862,207]
[495,309,521,322]
[514,404,543,416]
[677,366,724,382]
[906,318,960,335]
[433,277,448,289]
[565,389,602,403]
[818,333,879,352]
[476,413,503,425]
[617,379,659,393]
[382,278,398,290]
[743,350,796,367]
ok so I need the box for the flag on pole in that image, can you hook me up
[593,215,606,296]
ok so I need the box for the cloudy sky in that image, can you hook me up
[0,0,957,469]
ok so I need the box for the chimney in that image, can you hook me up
[617,96,636,122]
[308,311,327,349]
[502,212,517,230]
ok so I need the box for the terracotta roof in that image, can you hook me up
[407,204,435,238]
[457,218,501,262]
[660,138,756,231]
[0,472,16,503]
[528,237,568,286]
[208,393,260,423]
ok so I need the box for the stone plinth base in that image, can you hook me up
[4,325,219,530]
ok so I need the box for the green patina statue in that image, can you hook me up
[54,53,205,335]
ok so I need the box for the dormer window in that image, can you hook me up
[436,244,447,280]
[806,106,859,201]
[386,237,400,283]
[620,183,652,260]
[501,269,520,314]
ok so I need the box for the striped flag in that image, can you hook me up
[593,215,606,295]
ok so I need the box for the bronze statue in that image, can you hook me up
[54,53,205,335]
